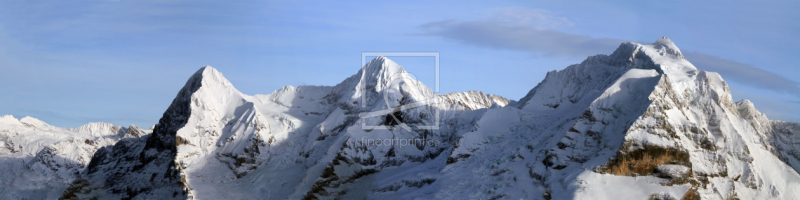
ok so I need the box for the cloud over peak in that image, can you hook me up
[419,8,800,98]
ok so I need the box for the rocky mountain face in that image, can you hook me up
[1,38,799,200]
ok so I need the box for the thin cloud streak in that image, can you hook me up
[420,20,624,59]
[419,16,800,97]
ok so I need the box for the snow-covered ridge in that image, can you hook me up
[484,38,800,199]
[438,91,510,110]
[2,37,800,200]
[0,115,152,199]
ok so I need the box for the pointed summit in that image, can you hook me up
[150,65,243,149]
[329,55,434,111]
[173,66,242,106]
[359,56,407,81]
[333,56,410,95]
[186,66,236,91]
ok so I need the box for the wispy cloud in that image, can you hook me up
[420,20,624,59]
[419,8,800,97]
[486,7,574,29]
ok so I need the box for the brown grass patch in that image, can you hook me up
[610,150,673,175]
[603,145,689,176]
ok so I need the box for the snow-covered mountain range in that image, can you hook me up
[2,37,799,200]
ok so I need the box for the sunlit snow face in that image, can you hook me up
[378,71,440,130]
[382,72,429,109]
[384,81,407,108]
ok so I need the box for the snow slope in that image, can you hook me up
[1,38,799,200]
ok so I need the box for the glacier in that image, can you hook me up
[1,37,799,200]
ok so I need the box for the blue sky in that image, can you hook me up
[0,0,798,128]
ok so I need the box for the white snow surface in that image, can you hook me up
[2,38,800,200]
[0,115,150,199]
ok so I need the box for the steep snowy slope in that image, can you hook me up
[737,99,800,175]
[438,37,800,200]
[2,37,799,200]
[771,120,800,173]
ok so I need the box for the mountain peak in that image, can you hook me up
[327,55,435,110]
[651,37,683,58]
[606,37,696,83]
[178,66,239,98]
[361,56,406,77]
[610,37,685,62]
[654,36,674,45]
[341,55,413,94]
[192,66,233,87]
